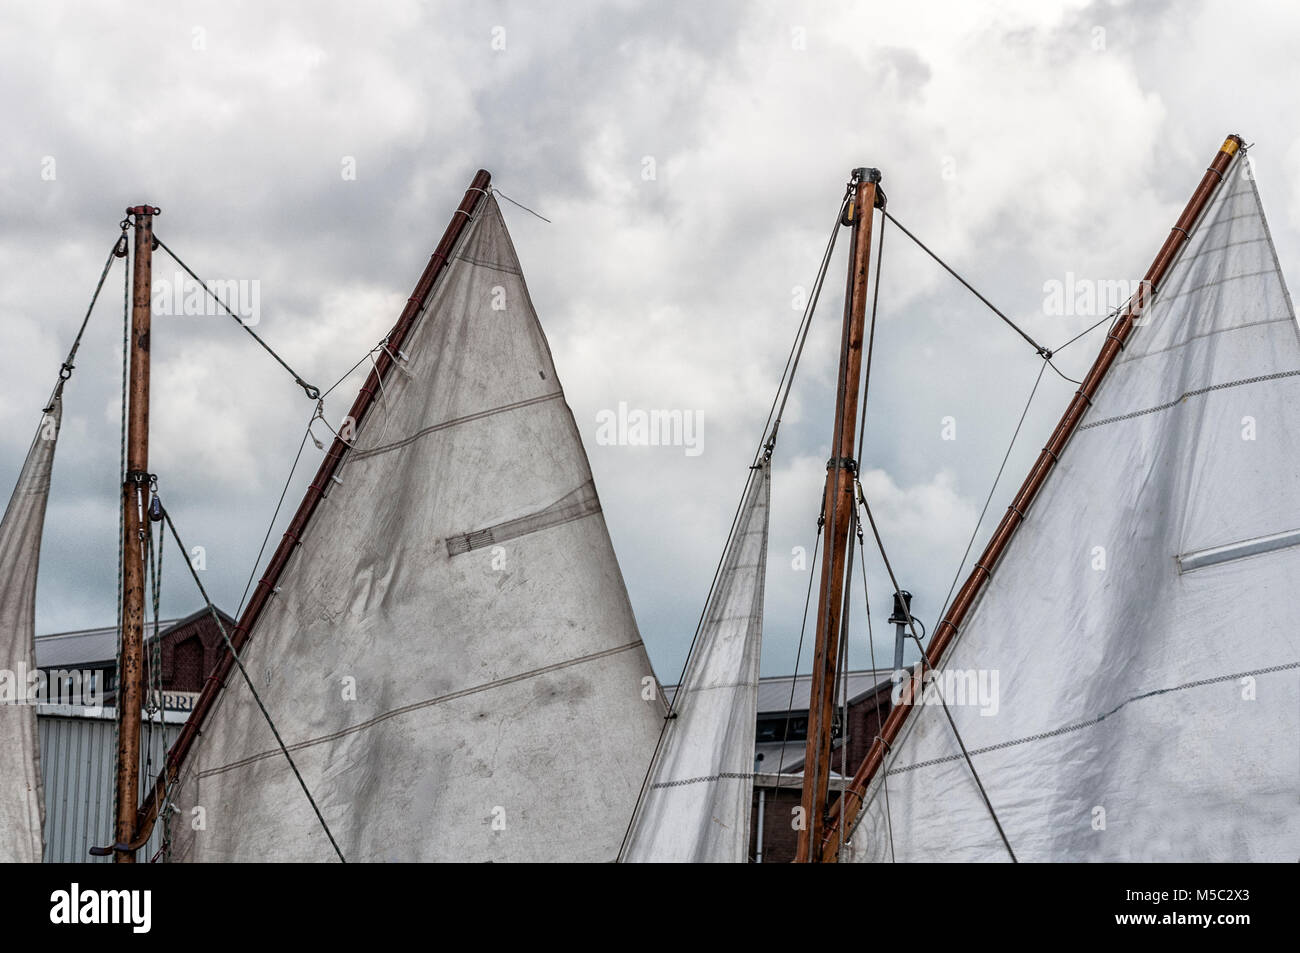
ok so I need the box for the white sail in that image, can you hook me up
[848,151,1300,862]
[0,396,61,863]
[170,194,664,861]
[622,461,769,863]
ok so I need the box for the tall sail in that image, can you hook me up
[169,193,664,861]
[0,395,62,863]
[622,461,770,863]
[848,151,1300,862]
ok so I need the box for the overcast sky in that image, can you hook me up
[3,0,1297,681]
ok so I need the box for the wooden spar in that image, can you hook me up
[795,169,879,863]
[820,134,1246,862]
[132,170,493,844]
[114,204,158,863]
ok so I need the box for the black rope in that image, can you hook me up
[152,236,321,400]
[881,209,1052,360]
[159,505,346,863]
[854,490,1018,862]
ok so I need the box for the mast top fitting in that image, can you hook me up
[125,205,161,217]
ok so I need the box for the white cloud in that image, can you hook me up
[0,0,1293,681]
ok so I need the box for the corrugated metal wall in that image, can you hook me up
[37,705,184,863]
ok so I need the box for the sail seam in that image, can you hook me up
[649,771,752,790]
[346,392,564,461]
[1143,267,1277,309]
[883,660,1300,778]
[194,640,645,778]
[1078,368,1300,430]
[451,251,522,275]
[1115,313,1293,365]
[1168,236,1270,270]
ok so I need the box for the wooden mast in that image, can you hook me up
[114,204,158,863]
[819,134,1246,862]
[795,168,879,863]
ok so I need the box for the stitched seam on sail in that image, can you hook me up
[1115,314,1294,365]
[1147,267,1277,307]
[452,252,522,275]
[1078,368,1300,430]
[1166,236,1270,271]
[649,772,752,789]
[196,640,646,778]
[347,392,563,461]
[885,660,1300,777]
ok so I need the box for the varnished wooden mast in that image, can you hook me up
[114,204,158,863]
[819,134,1246,862]
[795,168,879,863]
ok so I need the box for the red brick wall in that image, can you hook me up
[140,610,234,696]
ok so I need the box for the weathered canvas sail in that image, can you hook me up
[848,152,1300,861]
[0,395,61,863]
[169,194,664,861]
[622,461,769,863]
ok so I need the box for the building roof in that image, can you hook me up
[754,669,894,714]
[34,607,231,669]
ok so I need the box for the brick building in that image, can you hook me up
[748,670,895,863]
[34,606,234,710]
[32,606,233,861]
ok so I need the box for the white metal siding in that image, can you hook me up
[37,706,183,863]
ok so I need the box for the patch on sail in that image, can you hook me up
[446,480,601,555]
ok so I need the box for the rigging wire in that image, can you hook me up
[880,209,1052,361]
[45,229,128,410]
[771,492,825,782]
[1052,302,1127,355]
[158,504,347,863]
[151,236,321,400]
[857,529,896,863]
[234,332,396,616]
[853,488,1018,862]
[933,359,1048,629]
[109,236,131,833]
[491,187,552,224]
[827,178,1020,861]
[234,419,314,617]
[755,188,853,461]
